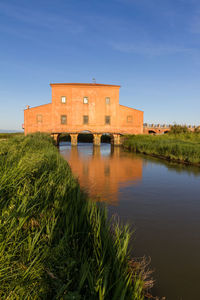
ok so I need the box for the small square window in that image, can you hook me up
[105,97,110,104]
[61,115,67,124]
[61,96,66,103]
[83,97,88,104]
[105,116,110,125]
[127,115,133,123]
[83,115,89,124]
[37,114,42,123]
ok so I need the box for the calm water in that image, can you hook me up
[60,142,200,300]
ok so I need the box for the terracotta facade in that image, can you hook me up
[24,83,143,139]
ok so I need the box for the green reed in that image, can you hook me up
[0,133,148,299]
[123,132,200,165]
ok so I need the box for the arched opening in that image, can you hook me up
[101,133,112,144]
[78,131,93,143]
[148,130,156,135]
[164,130,169,134]
[58,133,71,143]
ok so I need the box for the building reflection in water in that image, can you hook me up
[60,143,143,205]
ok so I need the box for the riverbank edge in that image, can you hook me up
[0,133,152,299]
[123,145,200,166]
[123,135,200,167]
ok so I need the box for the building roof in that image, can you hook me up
[119,104,144,113]
[50,83,121,88]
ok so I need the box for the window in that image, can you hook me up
[61,115,67,124]
[83,115,89,124]
[83,97,88,104]
[105,97,110,104]
[105,116,110,125]
[61,96,66,103]
[37,114,43,123]
[127,115,133,123]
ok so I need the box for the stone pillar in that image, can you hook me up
[70,134,78,146]
[51,133,59,145]
[112,134,121,146]
[93,134,102,146]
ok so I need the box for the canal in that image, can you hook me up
[60,142,200,300]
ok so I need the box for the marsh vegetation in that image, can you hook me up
[0,133,149,299]
[123,126,200,165]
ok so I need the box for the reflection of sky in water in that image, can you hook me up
[60,142,200,300]
[60,142,114,157]
[100,144,112,156]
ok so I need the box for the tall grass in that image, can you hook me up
[123,133,200,165]
[0,133,148,299]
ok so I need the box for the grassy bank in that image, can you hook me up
[123,133,200,165]
[0,133,149,299]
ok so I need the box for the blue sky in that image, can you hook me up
[0,0,200,130]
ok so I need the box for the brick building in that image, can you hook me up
[24,83,143,145]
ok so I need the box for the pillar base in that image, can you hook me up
[70,133,78,146]
[51,133,59,145]
[111,134,121,146]
[93,134,102,146]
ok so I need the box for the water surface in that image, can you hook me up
[60,142,200,300]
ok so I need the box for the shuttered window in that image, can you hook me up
[83,115,89,124]
[105,116,110,125]
[61,115,67,124]
[37,114,43,123]
[127,116,133,123]
[105,97,110,104]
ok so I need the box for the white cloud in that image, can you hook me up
[110,41,192,56]
[0,2,85,34]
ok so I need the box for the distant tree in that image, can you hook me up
[194,126,200,133]
[169,124,189,134]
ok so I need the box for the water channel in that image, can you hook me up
[60,142,200,300]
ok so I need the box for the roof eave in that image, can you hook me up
[50,83,121,88]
